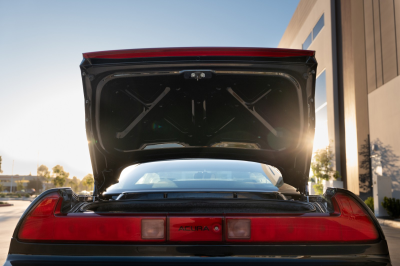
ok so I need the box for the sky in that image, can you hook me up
[0,0,299,179]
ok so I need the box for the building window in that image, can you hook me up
[302,33,312,50]
[302,13,325,49]
[313,14,324,40]
[313,70,328,152]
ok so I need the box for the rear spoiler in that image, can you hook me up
[81,47,315,66]
[83,47,315,59]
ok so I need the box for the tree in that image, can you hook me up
[15,180,25,191]
[27,178,43,192]
[81,174,94,191]
[0,183,4,192]
[364,197,374,213]
[381,197,400,219]
[359,138,372,198]
[38,165,53,190]
[52,165,69,187]
[53,176,65,187]
[67,176,80,192]
[37,165,50,177]
[310,143,341,195]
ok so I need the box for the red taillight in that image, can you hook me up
[30,196,59,217]
[18,191,379,244]
[83,47,315,59]
[18,193,60,240]
[225,193,379,243]
[18,193,166,242]
[332,193,379,241]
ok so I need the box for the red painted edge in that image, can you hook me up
[83,47,315,59]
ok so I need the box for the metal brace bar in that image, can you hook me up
[123,90,151,108]
[116,87,170,139]
[246,89,272,106]
[226,87,278,137]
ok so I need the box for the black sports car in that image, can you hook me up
[4,47,391,265]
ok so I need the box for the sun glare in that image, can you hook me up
[313,120,329,153]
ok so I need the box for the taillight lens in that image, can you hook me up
[18,193,60,240]
[30,196,59,217]
[227,219,251,239]
[226,192,379,243]
[18,192,166,242]
[332,193,379,241]
[141,219,165,239]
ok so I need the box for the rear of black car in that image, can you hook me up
[4,47,391,265]
[5,186,391,265]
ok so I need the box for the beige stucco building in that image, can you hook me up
[279,0,400,200]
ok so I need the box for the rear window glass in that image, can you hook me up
[105,159,283,193]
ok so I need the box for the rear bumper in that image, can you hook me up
[5,238,391,265]
[3,254,391,266]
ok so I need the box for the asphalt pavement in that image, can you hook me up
[0,201,399,265]
[0,200,31,265]
[382,225,400,266]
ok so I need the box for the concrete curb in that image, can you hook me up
[0,204,14,207]
[0,198,32,201]
[377,218,400,229]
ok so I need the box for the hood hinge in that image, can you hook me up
[294,171,308,198]
[94,169,113,197]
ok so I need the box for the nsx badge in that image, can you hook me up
[169,217,223,241]
[179,226,209,231]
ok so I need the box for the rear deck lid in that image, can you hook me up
[80,47,317,194]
